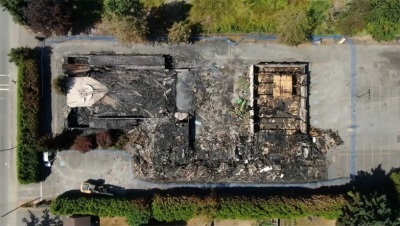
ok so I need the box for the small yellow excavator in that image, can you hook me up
[80,181,113,196]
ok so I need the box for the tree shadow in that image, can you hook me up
[21,210,39,226]
[38,45,53,136]
[41,129,82,151]
[70,0,103,35]
[350,165,396,196]
[147,1,192,35]
[147,219,187,226]
[22,209,63,226]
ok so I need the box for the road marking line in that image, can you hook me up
[0,84,9,86]
[0,75,9,77]
[0,88,9,91]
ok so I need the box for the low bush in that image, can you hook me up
[114,133,129,150]
[168,21,191,44]
[50,193,151,226]
[96,131,113,149]
[11,47,41,184]
[73,136,93,153]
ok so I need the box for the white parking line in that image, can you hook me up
[0,88,9,91]
[0,84,9,86]
[0,75,9,77]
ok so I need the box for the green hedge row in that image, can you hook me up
[152,195,217,222]
[16,56,41,184]
[50,192,345,226]
[216,194,345,220]
[50,194,151,226]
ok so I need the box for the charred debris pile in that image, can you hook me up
[62,56,343,183]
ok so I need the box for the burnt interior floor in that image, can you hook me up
[63,55,343,183]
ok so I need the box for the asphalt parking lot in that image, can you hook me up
[46,39,400,187]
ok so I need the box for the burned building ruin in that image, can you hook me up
[62,56,342,184]
[64,55,176,129]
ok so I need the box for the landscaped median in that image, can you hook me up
[9,47,41,184]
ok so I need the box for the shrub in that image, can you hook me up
[12,47,41,184]
[96,131,113,149]
[52,75,69,95]
[73,136,93,153]
[152,192,344,222]
[98,14,148,44]
[274,5,312,46]
[23,0,72,36]
[168,21,191,44]
[334,0,371,36]
[50,193,151,226]
[8,47,37,66]
[114,133,129,150]
[99,0,148,44]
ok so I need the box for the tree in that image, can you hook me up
[168,21,191,44]
[8,47,37,66]
[73,136,93,153]
[338,191,399,226]
[335,0,371,36]
[103,0,144,18]
[99,0,148,44]
[23,0,72,37]
[98,14,148,44]
[367,0,400,41]
[96,131,113,149]
[0,0,27,24]
[274,5,312,46]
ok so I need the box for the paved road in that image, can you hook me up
[0,9,37,226]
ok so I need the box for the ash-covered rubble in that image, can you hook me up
[61,55,343,183]
[130,62,344,183]
[63,54,176,129]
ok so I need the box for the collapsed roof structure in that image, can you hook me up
[62,56,342,183]
[64,55,175,129]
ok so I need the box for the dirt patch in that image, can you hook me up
[280,217,336,226]
[100,217,129,226]
[214,220,258,226]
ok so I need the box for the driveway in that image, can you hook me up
[42,150,133,199]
